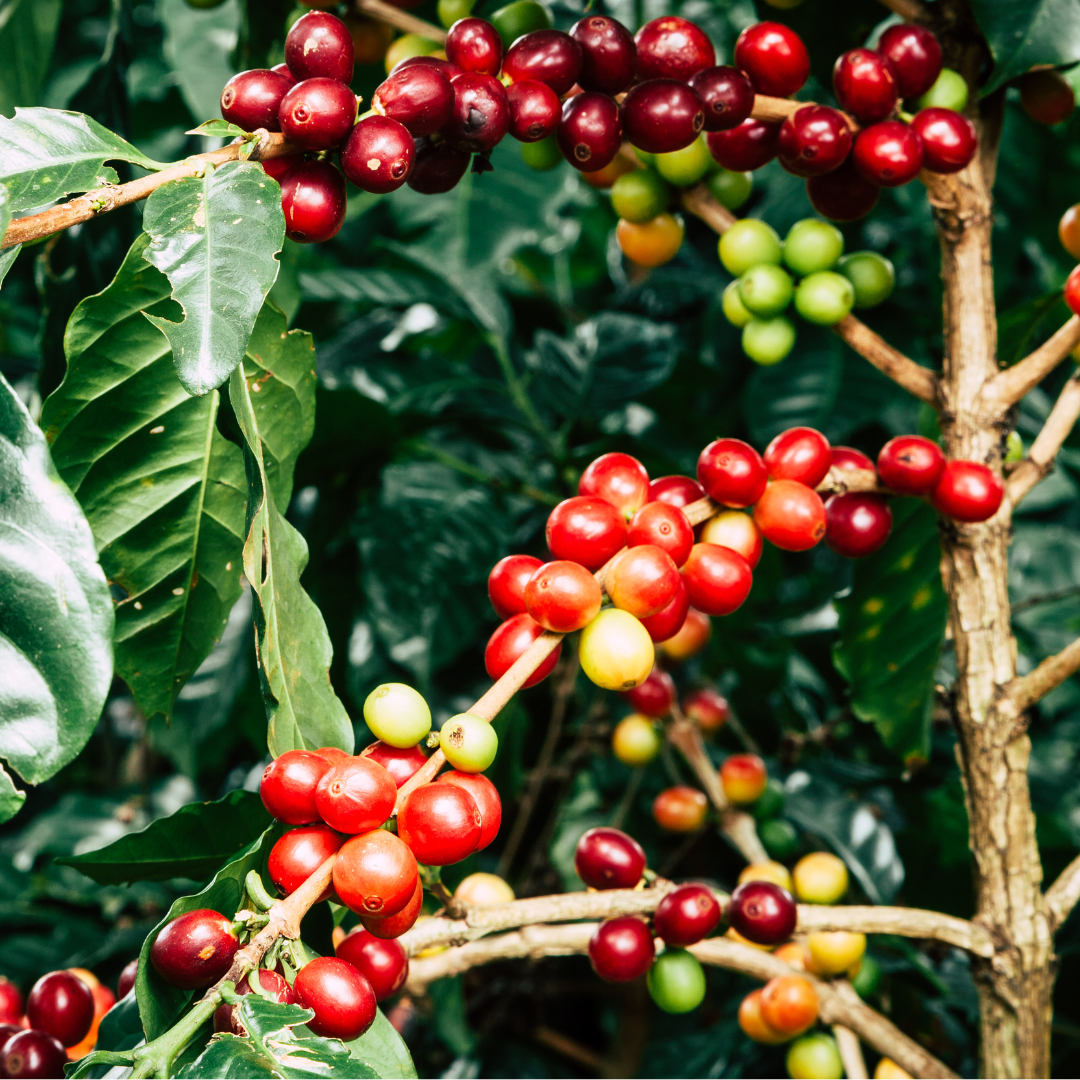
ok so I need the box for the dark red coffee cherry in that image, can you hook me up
[285,11,355,84]
[777,104,852,177]
[445,17,502,76]
[295,957,377,1041]
[877,23,942,100]
[336,929,409,1001]
[150,909,239,990]
[654,883,723,946]
[734,22,809,98]
[117,958,138,1000]
[1,1030,67,1080]
[574,826,646,889]
[279,77,357,151]
[502,30,584,97]
[557,91,623,171]
[213,970,296,1035]
[729,880,797,945]
[825,493,892,558]
[260,748,332,825]
[220,69,293,132]
[26,972,94,1047]
[852,120,924,187]
[909,107,977,174]
[570,15,636,95]
[507,79,561,142]
[589,916,655,981]
[689,66,754,132]
[364,741,428,787]
[407,137,471,194]
[341,116,415,193]
[262,155,302,183]
[833,48,898,123]
[280,160,348,244]
[634,16,715,82]
[806,157,880,221]
[0,1025,21,1059]
[392,54,462,81]
[621,79,705,154]
[271,62,296,87]
[444,73,511,153]
[371,66,453,136]
[706,117,780,172]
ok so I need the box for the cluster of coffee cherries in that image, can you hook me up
[0,968,117,1078]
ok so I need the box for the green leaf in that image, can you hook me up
[0,764,25,825]
[0,181,18,290]
[972,0,1080,93]
[41,234,247,723]
[833,500,947,762]
[187,120,251,140]
[58,790,271,885]
[160,0,240,125]
[142,160,284,396]
[346,1010,417,1080]
[0,373,113,785]
[0,108,161,213]
[229,307,353,758]
[0,0,61,118]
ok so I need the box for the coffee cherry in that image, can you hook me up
[793,851,848,903]
[778,105,853,178]
[720,753,767,804]
[681,542,753,616]
[589,917,655,981]
[654,135,712,186]
[833,49,898,123]
[622,80,705,155]
[214,970,296,1035]
[455,872,514,905]
[826,493,892,558]
[503,30,583,96]
[877,24,941,100]
[765,427,831,487]
[393,53,462,80]
[490,0,551,45]
[488,555,544,619]
[285,11,355,83]
[269,824,345,900]
[580,452,650,518]
[689,66,754,132]
[525,559,602,632]
[634,15,714,82]
[358,744,424,790]
[649,474,707,508]
[371,67,453,137]
[787,1032,844,1079]
[385,33,441,74]
[575,826,646,889]
[730,880,797,945]
[398,782,482,865]
[721,279,750,331]
[336,930,408,1001]
[831,445,874,472]
[738,988,788,1044]
[612,713,662,765]
[744,316,797,365]
[557,92,623,172]
[608,544,681,618]
[753,480,827,551]
[0,978,21,1025]
[932,460,1004,522]
[1,1031,68,1080]
[1020,69,1076,126]
[334,829,418,916]
[26,972,94,1047]
[1059,205,1080,258]
[260,749,333,824]
[445,17,502,75]
[262,154,301,183]
[806,157,880,221]
[547,495,626,569]
[445,73,511,153]
[1067,265,1080,316]
[698,437,768,507]
[151,909,239,990]
[654,883,722,946]
[621,665,676,717]
[761,974,819,1036]
[734,22,809,98]
[706,117,781,172]
[656,604,710,659]
[707,167,754,209]
[914,67,968,112]
[875,1058,912,1079]
[221,69,293,132]
[116,960,138,1001]
[571,15,636,94]
[616,214,685,268]
[359,875,423,939]
[346,15,394,65]
[0,1026,25,1066]
[853,120,924,187]
[440,713,498,773]
[437,770,501,848]
[784,219,844,276]
[640,575,691,642]
[485,612,562,686]
[653,785,708,831]
[579,608,655,689]
[739,860,794,892]
[628,501,694,567]
[838,251,894,307]
[340,116,414,194]
[610,169,668,223]
[807,930,866,976]
[280,160,347,243]
[647,949,707,1013]
[717,218,782,275]
[682,686,730,732]
[795,271,855,325]
[583,154,635,190]
[877,435,945,494]
[271,61,296,84]
[506,79,561,142]
[739,264,793,318]
[295,957,376,1041]
[316,756,397,834]
[363,682,431,748]
[910,107,977,173]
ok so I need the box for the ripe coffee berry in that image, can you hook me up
[734,22,810,98]
[558,92,623,172]
[729,880,797,945]
[503,30,583,96]
[653,785,708,831]
[698,438,767,508]
[579,452,650,519]
[220,69,292,132]
[621,665,676,717]
[753,480,827,552]
[654,883,723,946]
[485,613,561,686]
[681,542,752,616]
[575,826,646,889]
[547,495,626,569]
[877,435,945,494]
[760,975,819,1037]
[337,930,408,1001]
[689,66,754,132]
[699,510,762,568]
[360,878,423,940]
[765,427,831,487]
[777,105,852,178]
[622,80,705,155]
[334,829,417,917]
[932,460,1004,522]
[445,17,502,76]
[589,916,655,981]
[0,977,21,1024]
[826,493,892,558]
[833,49,898,123]
[506,80,561,142]
[640,574,691,642]
[285,11,355,84]
[608,544,681,619]
[398,782,482,865]
[831,445,874,472]
[26,971,94,1047]
[371,67,453,137]
[116,959,138,1000]
[649,474,706,508]
[151,909,239,990]
[281,160,347,244]
[739,988,787,1044]
[853,120,924,187]
[446,73,512,153]
[634,16,714,82]
[524,559,601,632]
[570,15,636,95]
[682,686,729,732]
[488,554,544,619]
[260,749,332,824]
[269,824,344,900]
[628,501,694,567]
[261,154,301,183]
[407,137,471,194]
[295,957,376,1041]
[1019,69,1076,126]
[214,970,296,1035]
[910,107,977,174]
[656,603,710,659]
[806,157,880,222]
[437,770,502,849]
[2,1031,67,1080]
[280,77,357,150]
[316,756,397,834]
[720,753,768,804]
[878,24,942,99]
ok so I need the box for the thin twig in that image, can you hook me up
[1007,373,1080,507]
[796,904,994,957]
[354,0,447,41]
[1007,637,1080,714]
[984,316,1080,407]
[876,0,932,20]
[833,1022,869,1080]
[1045,851,1080,932]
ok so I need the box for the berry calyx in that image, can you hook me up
[363,682,431,748]
[734,22,810,98]
[557,92,624,172]
[634,16,714,82]
[294,957,377,1041]
[753,480,827,552]
[825,493,892,558]
[653,883,722,946]
[259,749,332,824]
[653,785,708,831]
[502,29,583,96]
[285,11,355,84]
[444,17,502,75]
[689,66,754,132]
[832,48,898,123]
[876,435,945,494]
[336,930,409,1001]
[575,826,646,889]
[777,105,853,177]
[909,107,977,174]
[488,554,544,619]
[570,15,636,95]
[26,972,94,1047]
[280,160,347,244]
[588,916,655,981]
[621,80,706,155]
[341,116,415,194]
[485,613,562,686]
[398,782,482,865]
[220,69,293,132]
[333,829,418,916]
[729,880,797,945]
[525,559,603,632]
[852,120,924,187]
[150,909,239,990]
[931,460,1004,522]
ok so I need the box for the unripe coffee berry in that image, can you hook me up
[363,682,431,748]
[440,713,498,773]
[578,608,654,690]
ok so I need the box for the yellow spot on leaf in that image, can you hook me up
[911,585,933,610]
[862,597,884,616]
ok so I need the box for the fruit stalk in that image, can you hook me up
[832,1021,869,1079]
[1005,372,1080,505]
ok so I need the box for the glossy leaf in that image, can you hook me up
[972,0,1080,93]
[0,765,25,825]
[346,1011,417,1080]
[160,0,240,125]
[0,0,62,122]
[0,373,113,786]
[142,159,284,396]
[42,234,247,723]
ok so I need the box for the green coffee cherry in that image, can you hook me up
[914,68,969,112]
[752,777,785,820]
[633,147,656,167]
[654,136,712,188]
[384,34,441,75]
[743,316,796,365]
[850,953,882,998]
[722,280,753,327]
[647,950,707,1014]
[786,1033,844,1080]
[522,135,563,171]
[739,264,794,317]
[490,0,551,47]
[719,219,782,276]
[760,817,800,857]
[795,271,855,325]
[783,219,844,276]
[440,713,498,772]
[837,251,895,308]
[610,169,668,223]
[706,168,753,210]
[1004,430,1024,464]
[363,683,431,748]
[437,0,475,28]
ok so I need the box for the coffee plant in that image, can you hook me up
[2,0,1080,1076]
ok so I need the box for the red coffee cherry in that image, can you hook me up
[634,16,714,82]
[260,748,332,825]
[622,79,705,155]
[371,66,454,136]
[764,427,831,487]
[777,105,852,178]
[700,510,763,568]
[150,909,239,990]
[285,11,355,84]
[360,876,423,939]
[1067,265,1080,316]
[689,66,755,132]
[485,612,562,686]
[579,452,650,519]
[654,785,708,831]
[336,930,408,1002]
[628,501,694,567]
[1019,69,1076,126]
[720,752,767,804]
[557,92,624,172]
[589,916,655,981]
[363,742,428,788]
[932,461,1004,522]
[707,117,781,172]
[546,495,627,569]
[877,23,942,99]
[832,49,898,124]
[220,69,293,132]
[398,783,482,865]
[697,438,767,508]
[445,73,511,153]
[214,970,296,1035]
[392,56,462,82]
[910,107,977,174]
[681,543,753,616]
[279,77,357,150]
[575,826,646,889]
[262,155,302,183]
[507,80,561,142]
[734,22,810,98]
[26,972,94,1047]
[503,30,583,96]
[760,973,819,1036]
[315,756,397,834]
[806,156,880,221]
[281,160,347,244]
[1,1031,67,1080]
[407,137,471,194]
[444,17,502,76]
[620,665,676,717]
[640,575,691,642]
[753,480,827,552]
[269,824,345,901]
[488,554,544,619]
[525,559,603,632]
[876,434,945,494]
[0,977,22,1024]
[341,116,414,194]
[333,829,418,917]
[853,120,924,187]
[271,62,296,86]
[682,686,730,732]
[825,493,892,557]
[570,15,636,95]
[116,960,138,1001]
[830,445,874,472]
[295,957,376,1041]
[649,475,706,508]
[608,544,681,619]
[654,883,722,946]
[730,880,797,945]
[0,1026,20,1061]
[436,771,502,849]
